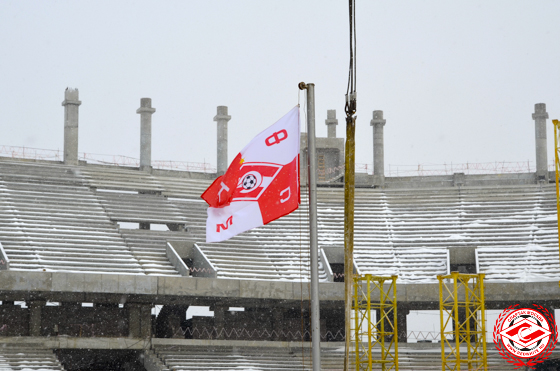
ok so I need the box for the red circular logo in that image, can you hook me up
[493,305,558,368]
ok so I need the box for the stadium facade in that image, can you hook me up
[0,89,558,370]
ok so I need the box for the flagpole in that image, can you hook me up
[301,81,321,371]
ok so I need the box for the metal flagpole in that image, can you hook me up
[300,81,321,371]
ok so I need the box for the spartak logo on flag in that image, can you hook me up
[201,106,300,243]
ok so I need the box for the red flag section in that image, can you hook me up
[201,153,243,208]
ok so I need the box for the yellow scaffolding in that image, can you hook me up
[353,274,399,371]
[553,119,560,273]
[438,272,487,371]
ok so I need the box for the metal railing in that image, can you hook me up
[0,145,216,173]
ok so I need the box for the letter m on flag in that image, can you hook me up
[216,216,233,232]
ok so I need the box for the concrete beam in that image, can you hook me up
[0,336,151,349]
[1,271,558,307]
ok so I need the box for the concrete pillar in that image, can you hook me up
[325,109,338,138]
[214,106,232,176]
[140,305,152,338]
[62,88,81,165]
[213,304,227,340]
[127,303,152,338]
[370,110,386,187]
[532,103,549,181]
[272,309,284,341]
[397,305,410,343]
[127,303,141,338]
[29,300,45,336]
[136,98,156,171]
[126,303,153,338]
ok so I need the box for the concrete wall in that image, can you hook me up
[300,134,345,185]
[353,171,547,188]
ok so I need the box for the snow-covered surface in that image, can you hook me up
[0,347,64,371]
[153,343,535,370]
[0,159,558,283]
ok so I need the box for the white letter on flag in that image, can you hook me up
[201,106,300,243]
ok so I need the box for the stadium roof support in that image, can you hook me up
[532,103,549,182]
[214,106,231,176]
[136,97,156,171]
[371,110,386,188]
[62,88,81,166]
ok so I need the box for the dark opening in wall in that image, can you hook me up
[449,264,477,274]
[330,263,344,282]
[57,349,144,371]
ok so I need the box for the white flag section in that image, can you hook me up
[201,106,300,243]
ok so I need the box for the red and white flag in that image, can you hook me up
[201,106,300,243]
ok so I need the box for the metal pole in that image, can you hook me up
[554,120,560,268]
[344,115,356,371]
[306,83,321,371]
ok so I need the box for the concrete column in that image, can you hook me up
[127,303,153,338]
[127,303,141,338]
[29,300,45,336]
[213,305,227,340]
[397,305,410,343]
[140,305,152,338]
[136,98,156,171]
[214,106,232,176]
[272,309,284,341]
[532,103,549,181]
[370,110,386,187]
[62,88,81,165]
[325,109,338,138]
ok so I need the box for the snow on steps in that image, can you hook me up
[0,159,558,283]
[0,161,180,276]
[152,343,523,371]
[0,346,65,371]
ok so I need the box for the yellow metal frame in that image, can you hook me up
[353,274,399,371]
[438,272,487,371]
[553,119,560,277]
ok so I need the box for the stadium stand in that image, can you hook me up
[0,345,64,371]
[1,97,559,370]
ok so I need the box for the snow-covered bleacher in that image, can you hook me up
[316,185,559,282]
[149,342,523,371]
[0,158,558,282]
[0,162,154,275]
[0,345,65,370]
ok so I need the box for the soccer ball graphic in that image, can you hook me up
[242,174,258,190]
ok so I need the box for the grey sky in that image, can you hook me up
[1,1,559,172]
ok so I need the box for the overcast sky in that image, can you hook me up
[1,1,559,173]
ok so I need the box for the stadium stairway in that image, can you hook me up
[144,349,171,371]
[0,345,64,371]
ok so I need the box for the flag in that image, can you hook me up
[201,106,300,243]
